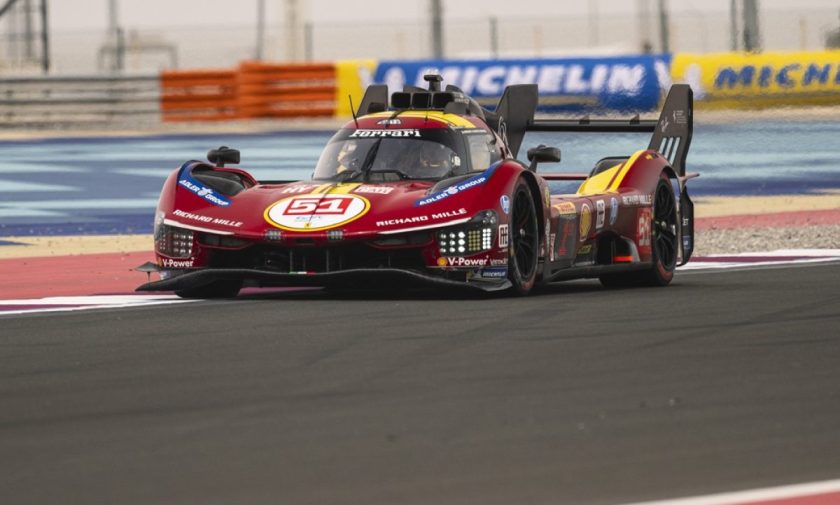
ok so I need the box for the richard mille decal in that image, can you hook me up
[173,209,243,228]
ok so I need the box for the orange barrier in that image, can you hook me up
[160,69,237,122]
[160,62,337,121]
[236,61,337,119]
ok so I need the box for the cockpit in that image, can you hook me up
[313,127,501,181]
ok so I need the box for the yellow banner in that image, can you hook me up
[672,51,840,108]
[334,59,378,118]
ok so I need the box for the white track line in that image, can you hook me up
[0,295,194,316]
[619,478,840,505]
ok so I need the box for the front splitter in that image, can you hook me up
[136,267,511,293]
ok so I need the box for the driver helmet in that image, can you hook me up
[336,140,359,172]
[418,142,452,171]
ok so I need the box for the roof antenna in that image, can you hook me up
[348,94,359,129]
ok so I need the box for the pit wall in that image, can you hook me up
[158,50,840,121]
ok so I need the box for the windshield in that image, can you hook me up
[313,128,467,181]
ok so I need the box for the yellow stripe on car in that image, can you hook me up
[327,183,362,194]
[365,111,477,128]
[576,149,647,196]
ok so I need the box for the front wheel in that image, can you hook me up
[508,179,540,296]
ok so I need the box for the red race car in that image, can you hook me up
[138,75,696,298]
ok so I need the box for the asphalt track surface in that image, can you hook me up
[2,262,840,505]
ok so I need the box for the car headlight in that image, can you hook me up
[437,210,497,256]
[155,224,194,258]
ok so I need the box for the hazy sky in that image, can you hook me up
[49,0,840,31]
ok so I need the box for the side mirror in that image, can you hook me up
[526,144,561,171]
[207,146,240,167]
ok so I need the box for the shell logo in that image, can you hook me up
[265,194,370,232]
[579,203,592,241]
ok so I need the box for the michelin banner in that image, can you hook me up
[671,51,840,108]
[372,55,672,112]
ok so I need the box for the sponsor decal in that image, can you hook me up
[375,56,668,112]
[610,197,619,225]
[178,176,231,207]
[376,118,402,125]
[349,129,421,138]
[354,185,394,195]
[173,209,243,228]
[498,224,509,248]
[499,195,510,214]
[637,208,652,253]
[265,194,370,231]
[577,244,593,256]
[446,256,491,267]
[378,215,428,227]
[415,165,497,206]
[579,203,592,241]
[596,200,606,229]
[280,184,319,194]
[556,220,574,259]
[554,201,576,217]
[659,115,670,133]
[376,210,467,228]
[432,208,468,220]
[543,221,551,257]
[475,267,508,279]
[159,257,195,269]
[549,233,556,261]
[673,52,840,105]
[622,194,653,206]
[444,256,508,268]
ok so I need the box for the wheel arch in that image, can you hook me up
[517,169,547,243]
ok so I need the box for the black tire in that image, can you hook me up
[175,279,242,299]
[600,173,678,288]
[508,179,540,296]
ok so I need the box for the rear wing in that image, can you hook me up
[356,80,693,176]
[523,84,694,176]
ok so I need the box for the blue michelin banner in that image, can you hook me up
[374,55,672,112]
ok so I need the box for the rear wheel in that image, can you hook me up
[508,180,540,296]
[600,174,678,288]
[175,279,242,299]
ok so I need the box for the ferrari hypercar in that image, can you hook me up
[138,75,697,298]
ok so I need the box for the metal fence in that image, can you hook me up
[2,7,839,76]
[0,74,159,127]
